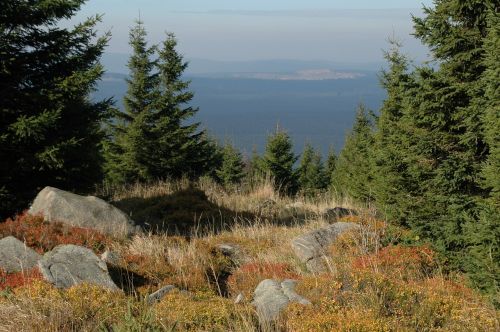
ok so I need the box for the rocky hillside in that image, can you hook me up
[0,179,498,331]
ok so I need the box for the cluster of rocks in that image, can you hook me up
[1,186,361,326]
[0,236,118,290]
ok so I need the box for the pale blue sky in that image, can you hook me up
[69,0,434,63]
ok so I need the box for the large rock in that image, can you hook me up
[0,236,41,273]
[29,186,140,237]
[321,207,357,222]
[39,244,118,290]
[291,222,360,272]
[252,279,311,324]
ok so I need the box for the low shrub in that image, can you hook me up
[0,212,110,253]
[65,283,129,329]
[351,245,437,281]
[0,268,43,290]
[153,289,256,331]
[286,271,498,332]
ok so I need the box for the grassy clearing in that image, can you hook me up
[0,179,498,331]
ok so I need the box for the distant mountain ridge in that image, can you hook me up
[101,53,385,76]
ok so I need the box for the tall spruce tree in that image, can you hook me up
[261,129,298,195]
[371,41,417,225]
[396,0,494,265]
[104,20,157,184]
[0,0,110,219]
[150,33,213,179]
[298,143,326,196]
[370,0,499,297]
[332,104,375,202]
[105,26,213,183]
[464,8,500,302]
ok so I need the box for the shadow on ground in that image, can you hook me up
[112,187,314,236]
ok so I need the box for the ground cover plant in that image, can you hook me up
[0,179,497,331]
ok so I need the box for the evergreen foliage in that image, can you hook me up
[333,105,375,202]
[216,143,245,187]
[0,0,111,219]
[298,143,327,196]
[465,8,500,302]
[371,41,417,225]
[151,33,213,179]
[104,24,213,184]
[362,0,500,300]
[104,20,157,184]
[325,146,337,189]
[261,129,298,195]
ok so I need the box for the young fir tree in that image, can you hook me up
[325,145,337,189]
[298,143,326,196]
[104,20,157,184]
[332,104,375,202]
[0,0,111,219]
[216,143,245,187]
[261,129,298,195]
[245,146,266,184]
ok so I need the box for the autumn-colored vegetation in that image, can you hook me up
[0,268,43,291]
[0,180,498,331]
[0,213,109,254]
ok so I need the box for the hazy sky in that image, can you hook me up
[69,0,434,63]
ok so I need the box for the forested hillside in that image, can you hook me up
[0,0,498,330]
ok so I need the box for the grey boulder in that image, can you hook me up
[101,250,122,266]
[252,279,311,324]
[291,222,360,272]
[38,244,118,290]
[0,236,41,273]
[147,285,176,304]
[29,186,140,237]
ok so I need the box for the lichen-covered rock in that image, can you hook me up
[147,285,176,304]
[291,222,360,272]
[29,186,140,237]
[0,236,41,273]
[39,244,118,290]
[252,279,311,324]
[101,250,122,266]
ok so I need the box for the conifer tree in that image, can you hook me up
[105,27,213,183]
[332,105,375,202]
[261,129,298,195]
[397,0,494,264]
[104,20,157,184]
[149,33,212,179]
[369,0,499,296]
[464,9,500,302]
[371,41,417,225]
[246,146,265,182]
[0,0,111,219]
[298,143,326,196]
[325,145,337,188]
[216,143,245,187]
